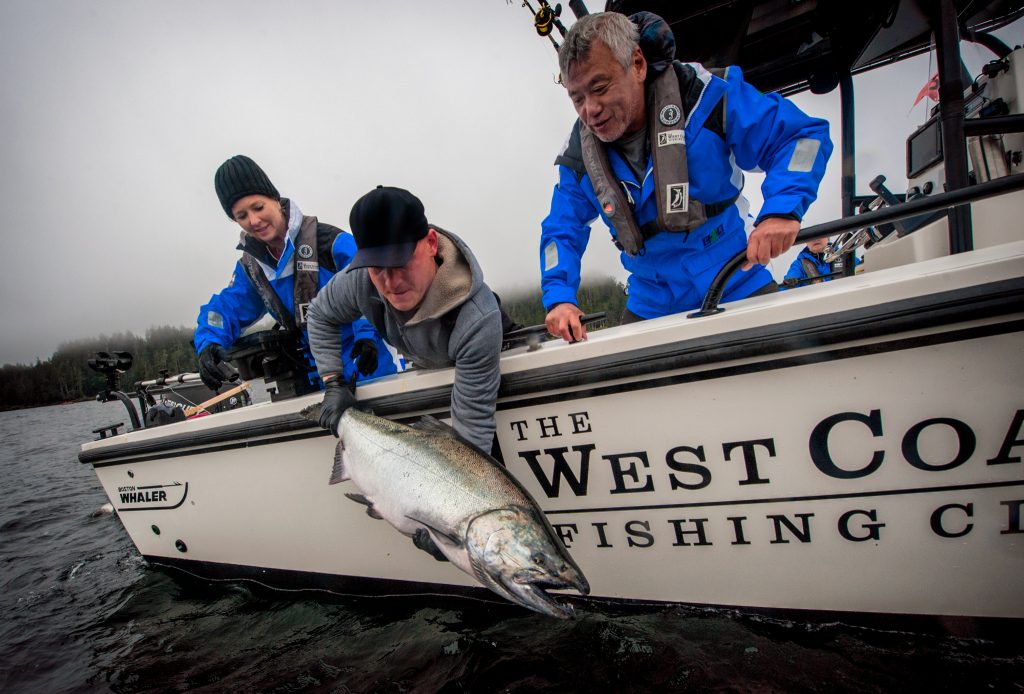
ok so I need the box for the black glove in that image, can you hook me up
[412,528,449,562]
[198,344,235,392]
[349,339,379,377]
[318,377,358,436]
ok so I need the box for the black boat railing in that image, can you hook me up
[689,171,1024,318]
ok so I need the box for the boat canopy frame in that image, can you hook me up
[686,0,1024,315]
[534,1,1023,316]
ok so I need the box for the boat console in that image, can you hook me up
[861,47,1024,271]
[87,350,253,438]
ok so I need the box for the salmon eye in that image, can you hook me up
[532,552,546,566]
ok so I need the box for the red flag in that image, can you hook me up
[913,72,939,106]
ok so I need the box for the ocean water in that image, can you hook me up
[1,401,1022,693]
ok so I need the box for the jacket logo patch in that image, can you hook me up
[659,104,681,126]
[666,183,689,213]
[702,226,723,248]
[296,261,318,272]
[297,303,309,324]
[657,130,685,147]
[297,244,314,259]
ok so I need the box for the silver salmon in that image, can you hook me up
[329,409,590,618]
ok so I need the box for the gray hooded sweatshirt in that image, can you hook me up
[307,227,502,450]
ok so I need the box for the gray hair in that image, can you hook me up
[558,12,639,81]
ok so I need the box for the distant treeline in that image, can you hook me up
[0,326,197,410]
[0,278,626,410]
[500,276,627,331]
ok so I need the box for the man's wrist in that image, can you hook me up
[549,301,580,312]
[755,213,800,225]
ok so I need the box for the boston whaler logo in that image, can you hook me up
[116,480,188,511]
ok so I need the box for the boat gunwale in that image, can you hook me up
[79,275,1024,467]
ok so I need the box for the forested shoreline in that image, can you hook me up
[500,277,628,333]
[0,326,200,410]
[0,278,627,411]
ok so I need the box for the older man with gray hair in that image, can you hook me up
[540,11,833,342]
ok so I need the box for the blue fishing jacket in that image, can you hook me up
[195,204,396,385]
[783,246,861,288]
[540,62,832,318]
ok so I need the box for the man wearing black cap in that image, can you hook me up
[307,186,504,452]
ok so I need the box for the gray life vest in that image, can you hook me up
[799,252,844,285]
[579,65,738,256]
[239,214,321,333]
[799,256,826,285]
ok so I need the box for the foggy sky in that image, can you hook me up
[0,1,1019,366]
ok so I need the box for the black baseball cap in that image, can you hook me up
[347,186,429,271]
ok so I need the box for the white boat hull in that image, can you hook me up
[82,242,1024,621]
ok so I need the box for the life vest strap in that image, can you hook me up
[238,214,322,334]
[609,191,740,252]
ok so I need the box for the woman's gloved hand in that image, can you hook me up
[350,339,379,377]
[198,344,235,391]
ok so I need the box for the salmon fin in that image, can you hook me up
[344,492,383,519]
[410,415,496,458]
[412,528,450,562]
[329,441,349,484]
[409,415,459,437]
[407,515,462,548]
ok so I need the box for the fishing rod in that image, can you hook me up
[511,0,589,52]
[520,0,565,50]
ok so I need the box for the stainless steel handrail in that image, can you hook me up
[689,172,1024,318]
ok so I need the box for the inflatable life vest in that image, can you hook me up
[239,214,320,333]
[572,64,740,256]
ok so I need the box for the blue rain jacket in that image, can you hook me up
[195,216,396,385]
[782,247,861,288]
[540,63,832,319]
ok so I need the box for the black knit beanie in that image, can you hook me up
[214,155,280,218]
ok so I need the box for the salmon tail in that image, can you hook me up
[300,402,323,423]
[329,440,349,484]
